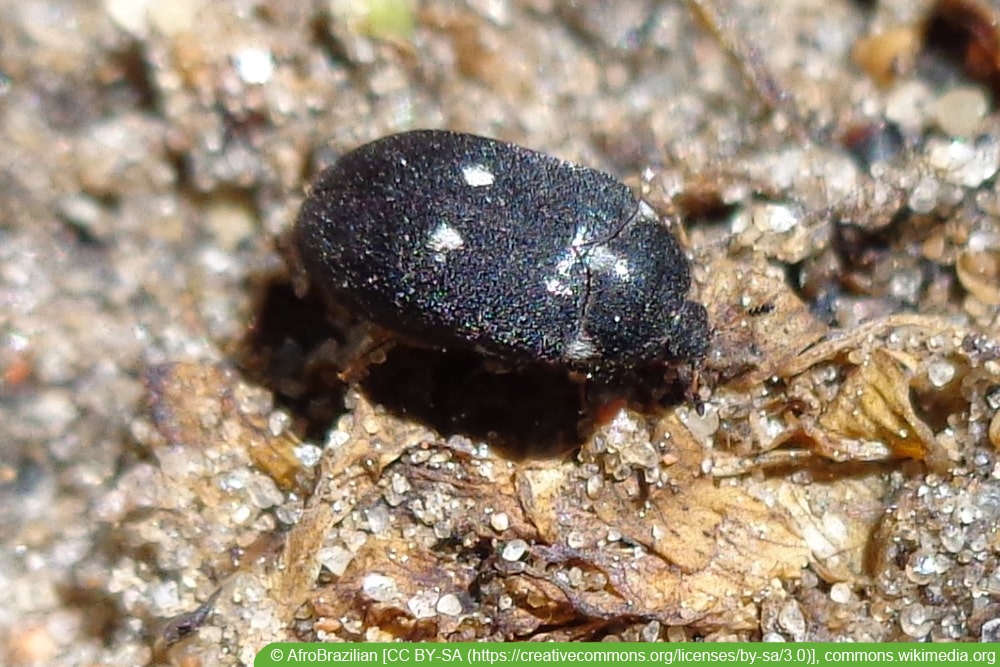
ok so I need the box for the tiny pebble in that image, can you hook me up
[245,474,283,508]
[58,194,108,240]
[640,620,661,642]
[751,203,799,233]
[927,137,1000,188]
[365,505,391,533]
[319,546,354,577]
[830,582,852,604]
[267,411,291,436]
[390,472,411,495]
[586,474,603,499]
[231,504,252,524]
[361,573,397,602]
[293,442,323,467]
[234,48,275,85]
[908,175,940,214]
[982,618,1000,642]
[932,86,989,138]
[677,405,720,441]
[955,502,980,524]
[885,80,934,135]
[501,539,528,561]
[326,430,350,448]
[927,360,956,388]
[900,603,933,638]
[490,512,509,532]
[436,593,462,616]
[407,590,440,619]
[777,599,806,641]
[940,524,966,553]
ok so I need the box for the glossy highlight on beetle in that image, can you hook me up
[294,130,709,374]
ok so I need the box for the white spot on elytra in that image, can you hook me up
[567,225,631,280]
[554,251,576,277]
[462,163,495,187]
[426,222,465,259]
[570,225,592,247]
[565,332,598,361]
[541,223,631,297]
[544,249,579,296]
[544,277,573,297]
[586,245,630,280]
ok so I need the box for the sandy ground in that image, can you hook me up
[3,0,1000,664]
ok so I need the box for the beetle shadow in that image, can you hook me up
[238,274,584,455]
[238,276,350,442]
[359,346,584,457]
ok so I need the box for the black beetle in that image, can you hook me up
[294,130,708,376]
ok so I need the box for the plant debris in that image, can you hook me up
[3,0,1000,662]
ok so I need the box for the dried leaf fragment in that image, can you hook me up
[701,256,828,383]
[312,540,479,641]
[276,391,435,615]
[805,348,940,468]
[145,362,307,491]
[516,412,811,626]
